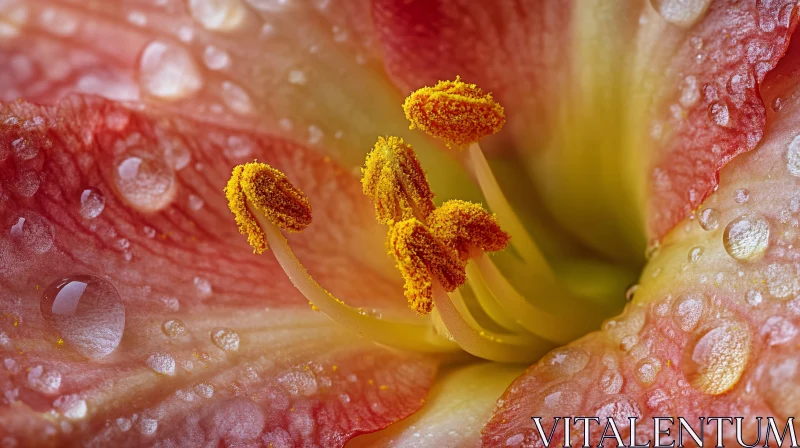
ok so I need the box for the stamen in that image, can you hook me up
[361,136,436,224]
[403,76,505,147]
[224,161,311,253]
[225,162,457,353]
[427,199,510,262]
[387,219,466,314]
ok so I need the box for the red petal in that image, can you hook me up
[482,30,800,446]
[0,95,434,445]
[373,0,799,250]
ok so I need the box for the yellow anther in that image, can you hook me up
[428,200,510,262]
[224,161,312,253]
[388,219,466,314]
[403,76,505,147]
[361,136,435,225]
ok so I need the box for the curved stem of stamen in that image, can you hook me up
[256,211,458,353]
[472,254,602,344]
[468,143,551,277]
[433,285,553,364]
[465,262,531,334]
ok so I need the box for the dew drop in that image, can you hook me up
[635,358,662,386]
[650,0,712,27]
[139,40,203,100]
[26,365,61,395]
[8,211,54,254]
[308,125,324,145]
[625,284,638,302]
[39,7,78,36]
[203,45,231,70]
[688,246,704,263]
[161,319,186,338]
[113,150,176,213]
[672,293,705,332]
[195,383,214,398]
[541,346,589,376]
[760,358,800,419]
[221,81,253,115]
[772,97,784,112]
[288,70,308,85]
[698,208,720,231]
[193,276,212,295]
[187,0,245,31]
[723,215,770,261]
[745,289,763,306]
[786,135,800,177]
[12,137,38,161]
[116,417,132,432]
[57,396,87,421]
[246,0,289,11]
[761,316,797,346]
[600,369,623,394]
[682,319,751,395]
[708,101,730,127]
[734,188,750,204]
[595,396,641,428]
[187,194,204,211]
[211,328,240,352]
[146,352,176,376]
[79,188,105,219]
[137,417,158,435]
[765,263,797,299]
[679,75,700,107]
[40,275,125,359]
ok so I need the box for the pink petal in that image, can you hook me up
[482,30,800,446]
[0,95,436,446]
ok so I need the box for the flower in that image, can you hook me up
[1,0,800,446]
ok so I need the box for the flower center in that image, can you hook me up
[224,78,609,363]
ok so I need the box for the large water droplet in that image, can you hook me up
[146,352,176,376]
[723,215,770,261]
[541,346,589,377]
[672,293,705,332]
[211,328,240,352]
[40,275,125,359]
[734,188,750,204]
[8,211,54,253]
[188,0,245,31]
[161,319,186,338]
[698,208,720,231]
[113,150,176,213]
[786,135,800,176]
[79,187,105,219]
[682,320,751,395]
[650,0,712,27]
[139,40,203,100]
[708,101,730,127]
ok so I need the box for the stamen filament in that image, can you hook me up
[468,143,552,276]
[472,254,601,344]
[465,262,531,334]
[255,207,458,353]
[432,285,553,363]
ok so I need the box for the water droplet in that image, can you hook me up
[540,383,581,414]
[766,263,797,299]
[600,368,623,394]
[26,365,61,394]
[188,0,245,31]
[772,97,784,112]
[203,45,231,70]
[39,7,78,36]
[11,137,38,161]
[137,417,158,435]
[308,125,323,145]
[127,10,148,26]
[116,417,132,432]
[650,0,712,27]
[211,328,240,352]
[288,70,307,85]
[139,40,203,100]
[193,276,212,295]
[625,284,638,302]
[595,396,641,428]
[760,358,800,419]
[56,395,87,420]
[682,320,751,395]
[708,101,730,127]
[161,319,186,338]
[635,358,662,386]
[113,150,176,213]
[723,215,770,261]
[672,293,705,332]
[187,194,205,211]
[246,0,289,11]
[79,188,105,219]
[679,75,700,107]
[688,246,704,263]
[698,208,720,231]
[541,347,589,376]
[221,81,253,115]
[195,383,214,398]
[734,188,750,203]
[745,289,763,306]
[40,275,125,359]
[146,352,176,376]
[787,135,800,176]
[761,316,797,346]
[8,211,54,253]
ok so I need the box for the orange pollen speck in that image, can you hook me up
[224,161,312,254]
[402,76,506,147]
[388,219,467,314]
[428,200,510,262]
[361,136,435,225]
